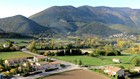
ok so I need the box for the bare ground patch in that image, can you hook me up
[43,69,110,79]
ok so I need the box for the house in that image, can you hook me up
[112,58,121,63]
[133,67,140,73]
[26,57,34,62]
[4,58,28,66]
[34,61,61,70]
[49,62,61,69]
[104,66,124,77]
[33,56,47,62]
[3,44,9,48]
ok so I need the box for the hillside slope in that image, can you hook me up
[76,22,120,36]
[29,6,140,35]
[0,15,49,34]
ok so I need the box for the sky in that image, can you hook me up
[0,0,140,18]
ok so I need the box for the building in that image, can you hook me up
[3,44,9,48]
[34,61,61,70]
[33,56,47,62]
[4,58,28,66]
[104,66,124,77]
[49,62,61,69]
[112,58,121,63]
[133,67,140,73]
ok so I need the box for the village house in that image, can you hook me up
[34,61,61,71]
[33,56,47,62]
[104,66,124,77]
[4,56,49,66]
[49,62,61,69]
[112,58,121,63]
[3,44,9,48]
[4,57,28,66]
[133,67,140,73]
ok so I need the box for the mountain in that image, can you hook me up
[76,22,120,36]
[0,6,140,36]
[29,6,140,35]
[29,6,91,33]
[0,15,49,35]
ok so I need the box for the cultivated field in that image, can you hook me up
[0,51,33,59]
[54,53,140,68]
[42,69,109,79]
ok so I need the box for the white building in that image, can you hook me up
[133,67,140,73]
[112,58,121,63]
[33,56,47,62]
[3,44,9,48]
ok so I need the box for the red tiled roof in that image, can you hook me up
[35,56,46,59]
[104,66,121,73]
[49,62,60,65]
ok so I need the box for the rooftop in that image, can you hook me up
[104,66,122,72]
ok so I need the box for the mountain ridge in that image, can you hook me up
[0,5,140,36]
[29,5,140,35]
[0,15,50,35]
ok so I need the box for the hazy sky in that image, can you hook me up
[0,0,139,18]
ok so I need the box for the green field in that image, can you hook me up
[0,38,30,42]
[55,56,113,66]
[0,51,34,59]
[0,38,31,46]
[54,53,140,68]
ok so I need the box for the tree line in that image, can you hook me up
[44,49,84,56]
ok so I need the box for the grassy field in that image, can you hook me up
[0,38,31,46]
[0,51,34,59]
[54,53,140,68]
[0,38,30,43]
[55,56,113,66]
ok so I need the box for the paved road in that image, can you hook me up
[13,49,79,79]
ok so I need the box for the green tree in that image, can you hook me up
[51,38,55,49]
[115,74,118,79]
[1,71,8,76]
[10,68,17,75]
[27,40,36,52]
[6,40,13,47]
[132,58,140,66]
[0,59,4,65]
[0,65,3,72]
[78,59,82,66]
